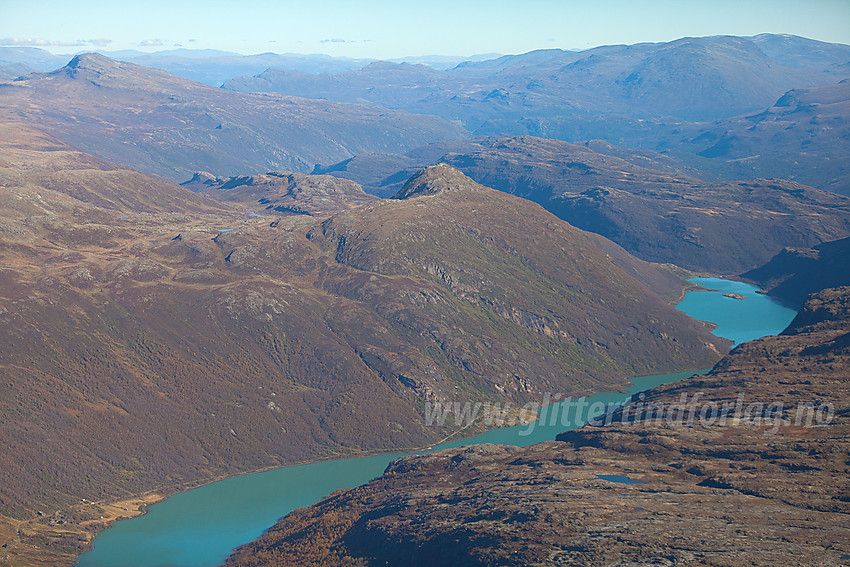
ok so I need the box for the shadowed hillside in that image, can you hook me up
[742,236,850,307]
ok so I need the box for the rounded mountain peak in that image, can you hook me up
[67,52,117,69]
[55,52,188,88]
[183,171,220,186]
[392,164,482,200]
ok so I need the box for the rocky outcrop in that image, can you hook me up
[181,170,378,216]
[741,236,850,307]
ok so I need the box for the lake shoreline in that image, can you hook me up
[70,363,702,534]
[67,365,711,566]
[37,362,700,567]
[72,277,796,567]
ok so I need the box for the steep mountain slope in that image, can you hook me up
[225,61,449,113]
[318,136,850,274]
[181,170,379,216]
[0,53,467,182]
[742,236,850,307]
[309,165,724,378]
[226,286,850,567]
[0,149,725,564]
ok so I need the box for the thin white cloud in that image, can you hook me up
[318,38,372,44]
[139,39,164,47]
[0,37,112,48]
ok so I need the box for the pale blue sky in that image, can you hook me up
[1,0,849,58]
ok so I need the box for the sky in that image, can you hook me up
[1,0,849,59]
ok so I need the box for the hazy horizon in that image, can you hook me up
[2,0,849,60]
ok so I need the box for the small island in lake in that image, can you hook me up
[723,292,746,300]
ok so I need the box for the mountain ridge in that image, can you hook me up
[224,34,850,124]
[316,136,850,274]
[0,53,468,182]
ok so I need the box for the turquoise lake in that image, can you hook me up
[75,277,797,567]
[677,277,796,346]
